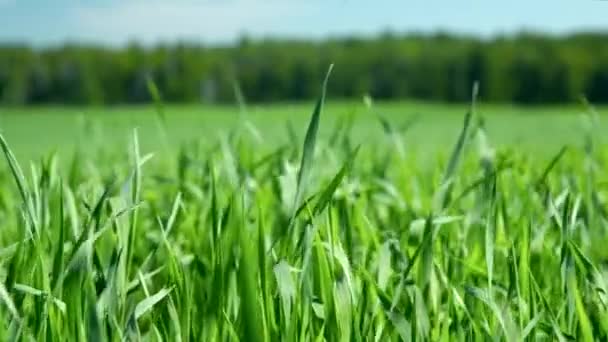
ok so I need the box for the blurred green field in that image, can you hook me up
[0,100,603,163]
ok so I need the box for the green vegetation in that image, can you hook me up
[2,32,608,105]
[0,100,603,162]
[1,72,608,340]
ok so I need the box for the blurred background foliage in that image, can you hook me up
[1,31,608,106]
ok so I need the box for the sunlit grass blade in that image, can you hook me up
[134,287,173,320]
[291,64,334,223]
[311,145,360,216]
[126,129,143,277]
[0,278,20,323]
[13,284,66,313]
[434,83,477,210]
[0,133,37,234]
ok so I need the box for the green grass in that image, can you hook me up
[0,94,608,340]
[0,100,603,163]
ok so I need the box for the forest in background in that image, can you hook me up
[1,31,607,105]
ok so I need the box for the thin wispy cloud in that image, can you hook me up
[71,0,318,44]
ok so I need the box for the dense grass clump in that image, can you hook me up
[0,76,608,340]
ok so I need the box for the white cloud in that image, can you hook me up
[70,0,318,45]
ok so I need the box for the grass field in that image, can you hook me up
[0,92,608,340]
[1,100,603,162]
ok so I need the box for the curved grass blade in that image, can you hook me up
[134,287,173,320]
[0,279,20,323]
[290,64,334,224]
[535,145,568,189]
[293,145,360,223]
[0,133,37,234]
[311,146,360,216]
[13,284,66,313]
[434,83,477,211]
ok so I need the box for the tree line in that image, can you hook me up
[1,32,607,105]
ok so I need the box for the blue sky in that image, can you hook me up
[1,0,607,46]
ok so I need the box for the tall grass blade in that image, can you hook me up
[291,64,334,222]
[434,83,476,210]
[0,133,37,234]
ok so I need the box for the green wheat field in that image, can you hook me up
[0,75,607,341]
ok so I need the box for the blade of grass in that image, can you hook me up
[434,83,477,211]
[134,287,173,320]
[290,64,334,224]
[0,133,37,234]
